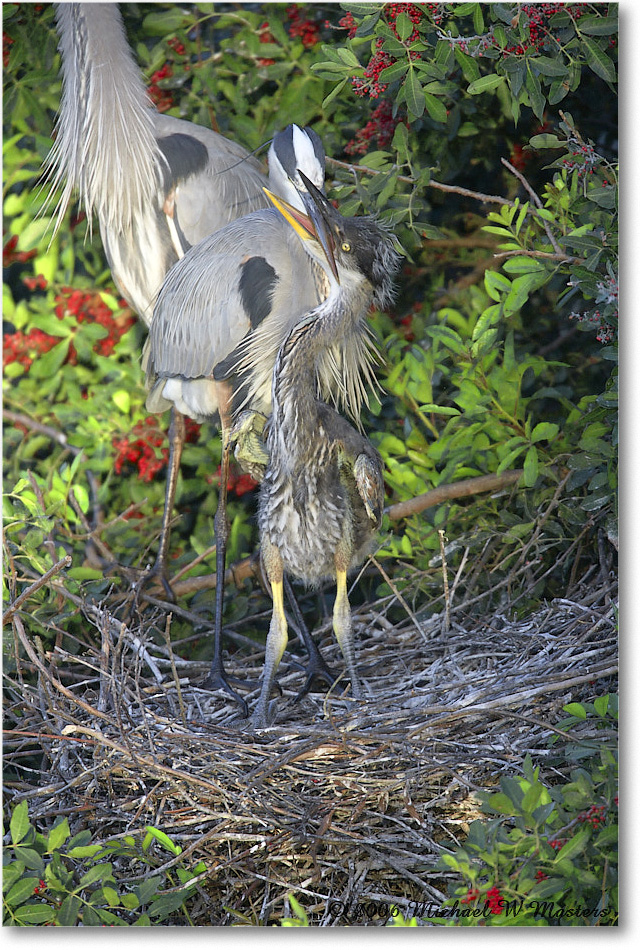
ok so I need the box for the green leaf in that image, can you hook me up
[577,16,619,36]
[594,825,618,847]
[502,256,545,274]
[47,817,70,852]
[486,792,517,815]
[531,422,559,443]
[321,76,349,109]
[423,91,448,123]
[121,892,141,910]
[142,10,189,34]
[16,217,50,252]
[529,133,564,149]
[418,405,461,417]
[531,56,568,78]
[554,827,591,862]
[583,38,616,83]
[14,904,56,924]
[521,780,547,814]
[10,800,30,846]
[378,60,409,84]
[503,271,548,314]
[467,74,504,95]
[484,270,512,301]
[143,825,182,856]
[395,11,413,41]
[135,875,163,905]
[593,695,609,717]
[525,68,546,121]
[112,390,131,414]
[522,446,539,487]
[29,338,71,379]
[403,69,425,119]
[12,847,45,872]
[5,877,41,908]
[79,863,114,888]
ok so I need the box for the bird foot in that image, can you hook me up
[291,651,340,703]
[201,666,251,718]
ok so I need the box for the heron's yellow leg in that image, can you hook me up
[253,551,289,727]
[333,568,362,700]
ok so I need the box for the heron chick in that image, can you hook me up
[248,176,401,728]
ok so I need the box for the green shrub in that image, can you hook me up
[427,695,618,926]
[2,801,206,926]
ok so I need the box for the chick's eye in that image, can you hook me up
[341,242,351,252]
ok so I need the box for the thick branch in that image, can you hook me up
[3,409,80,454]
[386,470,523,521]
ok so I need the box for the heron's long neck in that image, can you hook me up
[271,276,373,443]
[46,3,163,233]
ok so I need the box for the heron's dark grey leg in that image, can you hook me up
[137,406,184,602]
[202,390,250,715]
[283,577,338,700]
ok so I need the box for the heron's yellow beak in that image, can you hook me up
[263,187,339,281]
[262,189,316,241]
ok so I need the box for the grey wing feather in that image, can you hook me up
[144,210,319,393]
[152,113,269,242]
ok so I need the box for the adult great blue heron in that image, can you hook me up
[144,173,381,708]
[44,3,326,594]
[234,175,400,728]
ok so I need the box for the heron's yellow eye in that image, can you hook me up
[341,242,351,252]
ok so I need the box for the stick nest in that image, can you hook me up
[4,566,617,926]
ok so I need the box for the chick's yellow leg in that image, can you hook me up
[333,567,362,700]
[253,542,289,727]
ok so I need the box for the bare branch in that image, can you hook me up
[386,470,523,521]
[500,156,563,254]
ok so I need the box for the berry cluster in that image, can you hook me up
[578,803,607,828]
[561,140,601,181]
[113,416,169,483]
[345,100,400,155]
[3,327,61,371]
[167,35,186,57]
[548,837,566,850]
[54,287,135,361]
[148,64,174,112]
[460,885,505,914]
[257,21,276,67]
[3,233,37,266]
[208,464,258,497]
[33,879,47,896]
[460,886,480,905]
[352,37,395,98]
[569,307,616,345]
[112,417,201,483]
[534,870,548,882]
[23,274,48,292]
[349,3,425,99]
[287,5,320,49]
[337,12,358,39]
[484,886,504,915]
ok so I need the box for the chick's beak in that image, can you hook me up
[262,177,339,282]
